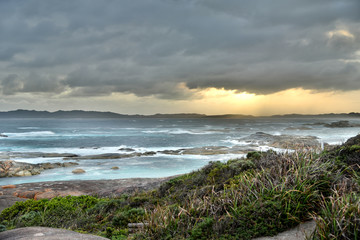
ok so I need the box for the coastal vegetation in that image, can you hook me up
[1,135,360,239]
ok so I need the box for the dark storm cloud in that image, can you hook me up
[0,0,359,99]
[1,73,64,95]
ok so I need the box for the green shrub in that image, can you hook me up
[0,224,6,232]
[190,217,215,240]
[112,208,146,227]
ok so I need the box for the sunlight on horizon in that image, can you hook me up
[190,87,360,116]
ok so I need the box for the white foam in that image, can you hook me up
[221,139,251,146]
[143,129,213,135]
[18,127,40,130]
[14,157,63,164]
[4,131,56,137]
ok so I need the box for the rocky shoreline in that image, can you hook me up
[0,132,324,212]
[0,132,324,180]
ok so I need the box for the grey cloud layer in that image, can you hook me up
[0,0,359,99]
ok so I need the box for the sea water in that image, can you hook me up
[1,117,360,185]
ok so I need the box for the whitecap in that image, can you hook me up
[143,129,212,135]
[4,131,56,137]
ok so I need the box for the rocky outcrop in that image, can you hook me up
[63,152,156,160]
[0,227,108,240]
[0,177,175,204]
[324,120,360,128]
[0,160,78,178]
[8,152,79,158]
[158,146,248,155]
[306,120,360,128]
[285,126,312,131]
[241,132,321,149]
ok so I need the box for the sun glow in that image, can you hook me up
[201,88,256,101]
[188,87,360,116]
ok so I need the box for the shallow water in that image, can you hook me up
[1,117,360,185]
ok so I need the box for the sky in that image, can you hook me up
[0,0,359,116]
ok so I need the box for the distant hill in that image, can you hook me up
[0,109,359,119]
[271,112,360,118]
[0,110,129,118]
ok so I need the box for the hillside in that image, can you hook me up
[1,135,360,239]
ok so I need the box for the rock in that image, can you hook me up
[0,195,27,213]
[57,190,84,197]
[15,190,40,199]
[128,222,149,233]
[241,132,321,149]
[324,120,360,128]
[142,151,156,156]
[343,134,360,146]
[30,168,42,175]
[64,151,158,160]
[9,152,79,158]
[253,220,316,240]
[0,160,80,178]
[119,147,135,152]
[305,122,326,126]
[41,153,79,158]
[157,146,246,156]
[0,177,174,211]
[0,134,8,137]
[62,162,78,167]
[182,146,229,155]
[128,222,148,228]
[158,149,183,155]
[0,227,109,240]
[72,168,86,174]
[1,185,16,189]
[285,126,312,131]
[34,191,59,200]
[111,166,119,170]
[14,170,32,177]
[64,153,133,160]
[41,162,56,169]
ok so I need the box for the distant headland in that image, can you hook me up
[0,109,359,119]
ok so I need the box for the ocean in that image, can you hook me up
[1,117,360,185]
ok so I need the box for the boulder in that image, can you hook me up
[14,170,32,177]
[111,166,119,170]
[72,168,86,174]
[324,120,360,128]
[1,185,16,189]
[15,190,40,199]
[0,227,109,240]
